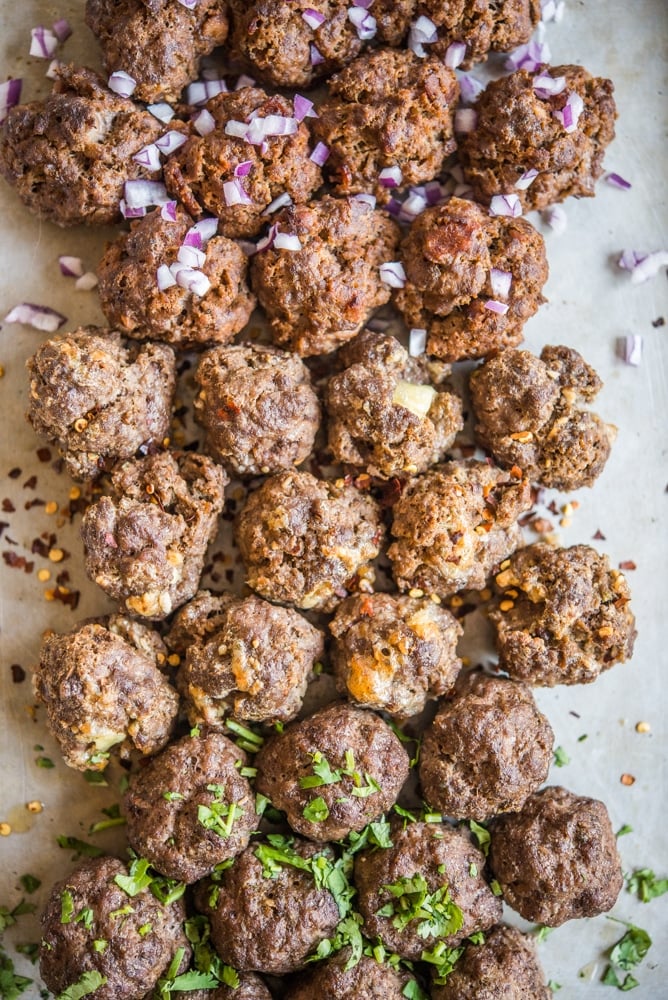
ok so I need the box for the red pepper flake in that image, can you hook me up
[593,529,606,540]
[619,560,637,571]
[359,596,375,617]
[547,500,559,515]
[2,551,35,573]
[10,664,26,683]
[8,467,21,479]
[23,475,37,490]
[36,447,52,462]
[52,586,80,610]
[55,570,70,585]
[24,498,46,510]
[377,477,404,508]
[0,521,8,538]
[2,499,16,512]
[31,538,50,557]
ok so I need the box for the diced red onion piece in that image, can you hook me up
[352,0,374,8]
[235,74,256,90]
[367,317,390,332]
[46,59,62,79]
[52,18,72,42]
[408,328,427,356]
[175,267,211,296]
[234,160,253,177]
[176,0,199,8]
[458,72,484,105]
[489,194,522,218]
[124,179,170,209]
[348,7,377,40]
[484,299,509,315]
[553,91,584,133]
[178,244,207,268]
[294,94,317,121]
[386,197,401,217]
[225,120,249,140]
[108,70,136,97]
[255,224,279,253]
[310,141,330,166]
[147,102,175,123]
[379,262,406,288]
[201,65,221,81]
[310,44,325,66]
[617,335,642,366]
[156,130,187,156]
[182,231,202,251]
[454,108,477,133]
[543,204,567,234]
[58,255,84,278]
[629,250,668,285]
[541,0,565,23]
[408,15,438,58]
[533,74,566,99]
[353,193,376,209]
[119,200,146,219]
[263,192,292,215]
[505,39,550,73]
[274,232,302,251]
[490,268,512,300]
[4,302,66,332]
[223,178,253,207]
[192,108,215,136]
[425,180,444,205]
[247,114,299,144]
[160,201,178,222]
[516,168,539,190]
[186,78,227,105]
[30,27,59,59]
[132,143,161,171]
[157,264,177,290]
[618,249,646,272]
[445,42,466,69]
[379,165,403,188]
[400,192,428,221]
[606,172,631,191]
[189,217,218,243]
[75,272,98,291]
[302,8,326,29]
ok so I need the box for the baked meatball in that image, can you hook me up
[86,0,229,104]
[470,345,616,490]
[354,821,502,960]
[419,673,553,821]
[285,949,416,999]
[164,87,322,239]
[459,65,617,212]
[250,195,400,356]
[388,460,532,598]
[313,48,458,200]
[416,0,541,68]
[81,450,227,620]
[329,593,462,718]
[166,589,233,653]
[198,837,341,974]
[489,543,636,686]
[178,593,324,726]
[431,923,552,1000]
[97,206,255,349]
[175,977,271,1000]
[33,617,179,771]
[26,327,176,482]
[326,330,463,478]
[0,64,161,226]
[123,731,260,883]
[236,470,385,612]
[255,702,410,841]
[39,856,189,1000]
[194,344,321,476]
[488,786,623,925]
[394,198,548,362]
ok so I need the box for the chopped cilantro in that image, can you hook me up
[402,981,430,1000]
[189,726,201,738]
[0,901,36,934]
[547,980,562,991]
[114,858,153,897]
[345,818,393,854]
[468,862,478,877]
[118,775,130,795]
[421,940,465,985]
[18,875,40,895]
[626,868,668,902]
[197,786,243,839]
[274,721,285,734]
[609,924,652,970]
[184,915,239,989]
[109,905,134,920]
[89,816,126,835]
[83,771,107,787]
[162,791,185,802]
[138,923,152,937]
[578,734,588,742]
[424,811,442,823]
[224,719,264,753]
[380,874,463,940]
[534,925,553,943]
[35,756,55,769]
[56,836,104,859]
[0,945,33,1000]
[490,880,503,897]
[238,766,257,779]
[60,890,74,925]
[92,940,107,953]
[394,804,418,824]
[302,796,330,823]
[87,752,109,767]
[299,750,346,789]
[75,908,94,931]
[150,874,186,907]
[552,746,570,768]
[15,944,39,964]
[602,967,639,991]
[616,824,633,838]
[468,820,491,856]
[468,931,485,945]
[55,970,107,1000]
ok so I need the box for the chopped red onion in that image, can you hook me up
[52,18,72,42]
[147,102,175,123]
[348,7,377,40]
[157,264,177,290]
[273,232,302,251]
[177,244,207,268]
[626,250,668,285]
[192,108,215,136]
[454,108,477,133]
[119,200,147,219]
[175,267,211,296]
[75,272,98,291]
[379,166,403,188]
[302,8,326,29]
[505,39,550,73]
[618,249,646,271]
[183,231,202,251]
[540,0,565,23]
[108,70,136,98]
[516,168,539,190]
[445,42,466,69]
[408,328,427,356]
[379,262,406,288]
[160,201,178,222]
[453,183,474,199]
[553,91,584,133]
[425,180,444,205]
[124,179,170,209]
[132,143,161,171]
[30,27,59,59]
[490,268,512,300]
[188,217,218,243]
[223,178,253,206]
[46,59,62,79]
[489,194,521,218]
[235,74,256,90]
[156,130,187,155]
[234,160,253,177]
[237,240,257,256]
[617,335,642,366]
[262,192,292,215]
[294,94,317,121]
[458,72,484,105]
[58,255,84,278]
[4,302,66,332]
[226,114,299,146]
[310,44,325,66]
[533,74,567,99]
[353,193,377,209]
[367,317,390,332]
[484,299,509,315]
[176,0,199,8]
[408,15,438,57]
[606,172,631,191]
[352,0,374,8]
[255,224,279,253]
[543,204,567,234]
[186,78,227,105]
[309,142,330,167]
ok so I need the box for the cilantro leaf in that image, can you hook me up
[616,824,633,838]
[0,946,33,1000]
[609,925,652,971]
[626,868,668,903]
[18,875,40,895]
[114,858,153,898]
[56,836,105,860]
[402,981,430,1000]
[552,746,570,768]
[55,970,107,1000]
[602,966,639,991]
[468,820,491,856]
[224,720,264,753]
[533,925,553,943]
[60,890,74,924]
[299,751,343,789]
[380,874,464,940]
[302,797,330,823]
[421,940,465,985]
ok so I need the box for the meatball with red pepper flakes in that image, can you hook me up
[0,64,161,226]
[414,0,541,69]
[163,87,322,239]
[284,948,418,999]
[394,197,549,362]
[250,195,400,357]
[431,924,552,1000]
[313,47,458,201]
[459,64,617,212]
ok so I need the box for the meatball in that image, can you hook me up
[388,460,532,598]
[236,470,385,612]
[175,977,271,1000]
[97,206,255,349]
[123,731,260,883]
[194,343,321,476]
[489,543,636,685]
[431,923,552,1000]
[26,327,176,482]
[86,0,229,104]
[33,617,178,771]
[329,593,462,718]
[255,702,410,841]
[416,0,541,68]
[313,48,458,200]
[419,673,554,821]
[470,345,616,490]
[166,589,233,653]
[250,195,400,356]
[39,856,189,1000]
[326,329,463,478]
[198,837,341,974]
[0,64,161,226]
[354,821,502,960]
[488,786,623,925]
[178,593,324,726]
[285,949,416,999]
[163,87,322,239]
[459,65,617,212]
[81,450,227,620]
[394,198,548,362]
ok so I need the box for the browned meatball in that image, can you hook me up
[176,977,271,1000]
[416,0,541,68]
[354,821,502,960]
[178,593,324,726]
[236,470,384,612]
[0,65,161,226]
[250,195,400,356]
[489,543,636,686]
[470,345,616,490]
[86,0,229,104]
[388,460,532,598]
[419,673,553,821]
[459,65,617,212]
[26,327,176,482]
[329,593,462,718]
[164,87,322,238]
[197,837,341,974]
[285,949,416,999]
[81,450,227,620]
[97,206,255,349]
[39,856,189,1000]
[394,198,548,362]
[488,786,623,925]
[194,344,321,476]
[123,731,260,883]
[166,589,233,653]
[314,48,458,200]
[431,923,552,1000]
[255,702,410,841]
[326,330,463,478]
[33,616,178,771]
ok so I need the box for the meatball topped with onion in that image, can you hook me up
[414,0,541,68]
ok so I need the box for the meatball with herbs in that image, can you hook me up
[329,592,462,718]
[39,856,189,1000]
[326,330,463,478]
[416,0,541,68]
[489,543,636,686]
[250,195,400,357]
[488,786,623,925]
[194,343,321,476]
[285,948,417,999]
[394,198,548,362]
[26,327,176,482]
[459,65,617,211]
[175,976,272,1000]
[81,450,227,620]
